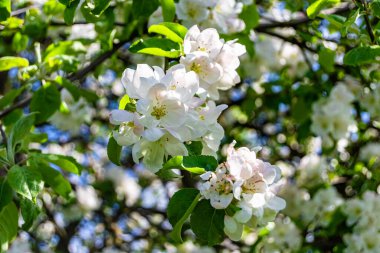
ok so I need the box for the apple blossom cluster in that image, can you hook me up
[296,154,328,189]
[110,63,227,172]
[342,191,380,253]
[258,218,302,253]
[110,26,246,171]
[181,25,246,99]
[311,84,356,145]
[175,0,246,34]
[199,141,286,241]
[50,89,94,135]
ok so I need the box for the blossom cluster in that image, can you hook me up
[199,141,286,240]
[50,89,94,135]
[180,25,246,99]
[311,84,356,145]
[110,26,245,172]
[343,191,380,253]
[175,0,246,34]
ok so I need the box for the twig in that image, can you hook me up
[359,0,376,44]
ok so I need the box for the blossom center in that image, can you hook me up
[190,62,202,73]
[151,105,167,120]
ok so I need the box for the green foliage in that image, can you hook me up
[7,165,44,201]
[7,113,35,164]
[190,200,225,246]
[132,0,160,19]
[318,46,335,73]
[0,202,18,252]
[30,82,61,124]
[343,46,380,65]
[0,86,26,111]
[163,155,218,174]
[20,198,40,230]
[0,0,10,22]
[63,0,80,25]
[239,3,259,33]
[167,188,200,243]
[0,179,12,213]
[11,32,29,53]
[107,136,122,166]
[0,56,29,71]
[31,153,83,175]
[148,22,188,43]
[160,0,175,22]
[371,0,380,18]
[129,37,182,58]
[306,0,340,19]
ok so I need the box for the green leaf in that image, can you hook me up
[7,165,44,201]
[185,141,203,156]
[343,46,380,66]
[63,0,80,25]
[0,202,18,251]
[0,86,26,111]
[341,9,360,36]
[119,94,131,110]
[318,46,335,73]
[168,189,200,243]
[129,37,182,58]
[318,13,345,29]
[30,82,61,124]
[31,161,72,199]
[12,32,29,52]
[7,113,35,163]
[148,22,187,43]
[371,0,380,18]
[0,57,29,72]
[160,0,175,22]
[0,0,10,22]
[55,76,80,101]
[306,0,340,19]
[20,198,40,230]
[0,179,12,213]
[107,136,122,166]
[43,41,86,61]
[31,153,82,175]
[239,3,259,32]
[163,155,218,174]
[132,0,160,19]
[91,0,111,16]
[190,199,225,246]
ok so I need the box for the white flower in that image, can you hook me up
[76,185,101,211]
[181,25,246,99]
[311,84,356,144]
[359,142,380,161]
[199,141,286,241]
[132,134,188,172]
[50,89,94,134]
[105,167,141,206]
[259,218,302,253]
[110,111,144,146]
[297,154,329,188]
[176,0,212,27]
[199,165,234,209]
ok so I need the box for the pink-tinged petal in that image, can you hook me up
[246,193,266,208]
[266,194,286,211]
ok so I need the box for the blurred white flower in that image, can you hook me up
[297,154,329,188]
[50,89,94,135]
[105,167,141,206]
[76,185,101,211]
[311,84,356,144]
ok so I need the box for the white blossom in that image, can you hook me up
[50,89,94,135]
[76,185,101,211]
[181,25,246,99]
